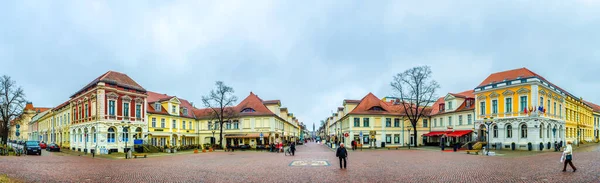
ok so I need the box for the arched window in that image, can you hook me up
[493,125,498,138]
[107,127,115,143]
[547,124,550,138]
[539,124,543,138]
[521,124,528,138]
[506,125,512,138]
[122,127,129,142]
[241,108,256,113]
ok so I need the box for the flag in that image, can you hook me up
[524,107,528,114]
[543,108,546,113]
[538,106,543,112]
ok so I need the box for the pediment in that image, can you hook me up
[517,88,530,94]
[444,94,456,101]
[169,97,181,104]
[121,95,132,101]
[107,92,119,100]
[477,95,487,100]
[539,90,547,96]
[135,97,144,104]
[489,92,500,98]
[502,90,515,96]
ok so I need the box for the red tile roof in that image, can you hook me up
[450,90,475,98]
[428,97,445,116]
[478,68,576,99]
[348,93,402,115]
[146,91,196,118]
[193,92,279,119]
[583,100,600,113]
[429,90,475,116]
[478,67,540,87]
[72,71,146,98]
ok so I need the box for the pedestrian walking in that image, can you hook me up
[290,142,296,156]
[562,141,577,172]
[336,143,348,169]
[351,140,356,151]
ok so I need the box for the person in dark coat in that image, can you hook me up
[336,143,348,169]
[290,142,296,156]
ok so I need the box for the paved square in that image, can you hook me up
[1,143,599,183]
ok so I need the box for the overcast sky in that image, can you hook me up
[1,1,600,130]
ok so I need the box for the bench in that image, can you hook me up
[387,146,400,150]
[465,150,480,155]
[133,153,147,158]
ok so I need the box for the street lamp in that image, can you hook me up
[406,126,412,149]
[483,117,494,156]
[121,121,131,159]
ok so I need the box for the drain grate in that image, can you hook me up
[289,160,330,167]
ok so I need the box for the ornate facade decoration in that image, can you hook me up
[517,87,530,94]
[489,92,499,98]
[477,95,487,100]
[502,89,515,96]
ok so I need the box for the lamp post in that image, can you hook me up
[483,117,494,156]
[406,126,412,149]
[121,121,131,159]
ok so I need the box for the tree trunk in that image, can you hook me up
[219,120,224,149]
[1,127,8,145]
[412,121,418,148]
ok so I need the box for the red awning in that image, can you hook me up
[446,130,473,137]
[422,131,448,137]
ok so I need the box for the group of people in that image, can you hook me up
[333,140,579,172]
[268,142,296,155]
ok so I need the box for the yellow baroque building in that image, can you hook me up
[146,91,198,148]
[9,102,50,141]
[193,92,301,149]
[329,93,430,148]
[474,68,595,150]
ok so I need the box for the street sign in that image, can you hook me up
[16,124,20,129]
[344,133,349,137]
[16,132,20,137]
[359,131,363,136]
[260,133,263,138]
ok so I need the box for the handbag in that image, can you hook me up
[566,154,572,160]
[560,153,565,163]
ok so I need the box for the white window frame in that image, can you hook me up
[519,95,528,112]
[491,99,498,114]
[123,102,130,118]
[161,118,165,128]
[152,118,156,128]
[155,103,161,112]
[505,97,513,113]
[108,100,116,116]
[480,101,486,115]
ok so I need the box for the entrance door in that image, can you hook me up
[410,135,415,146]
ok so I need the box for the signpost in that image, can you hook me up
[15,124,20,138]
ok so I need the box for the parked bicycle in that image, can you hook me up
[284,147,293,156]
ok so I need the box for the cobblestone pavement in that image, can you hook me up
[1,142,599,183]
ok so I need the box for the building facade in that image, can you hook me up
[425,90,476,146]
[146,91,198,148]
[68,71,148,154]
[330,93,430,148]
[472,68,597,150]
[9,102,50,141]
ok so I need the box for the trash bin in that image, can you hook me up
[381,142,385,148]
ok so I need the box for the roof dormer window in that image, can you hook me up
[154,103,161,112]
[182,107,188,115]
[439,104,445,112]
[171,105,176,113]
[369,106,385,111]
[241,108,256,113]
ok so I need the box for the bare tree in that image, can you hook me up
[0,75,27,145]
[201,81,238,149]
[391,66,439,147]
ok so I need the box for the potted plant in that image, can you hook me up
[173,146,178,153]
[165,145,172,153]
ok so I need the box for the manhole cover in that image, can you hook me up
[289,160,330,167]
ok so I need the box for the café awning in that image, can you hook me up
[446,130,473,137]
[422,131,448,137]
[224,133,269,138]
